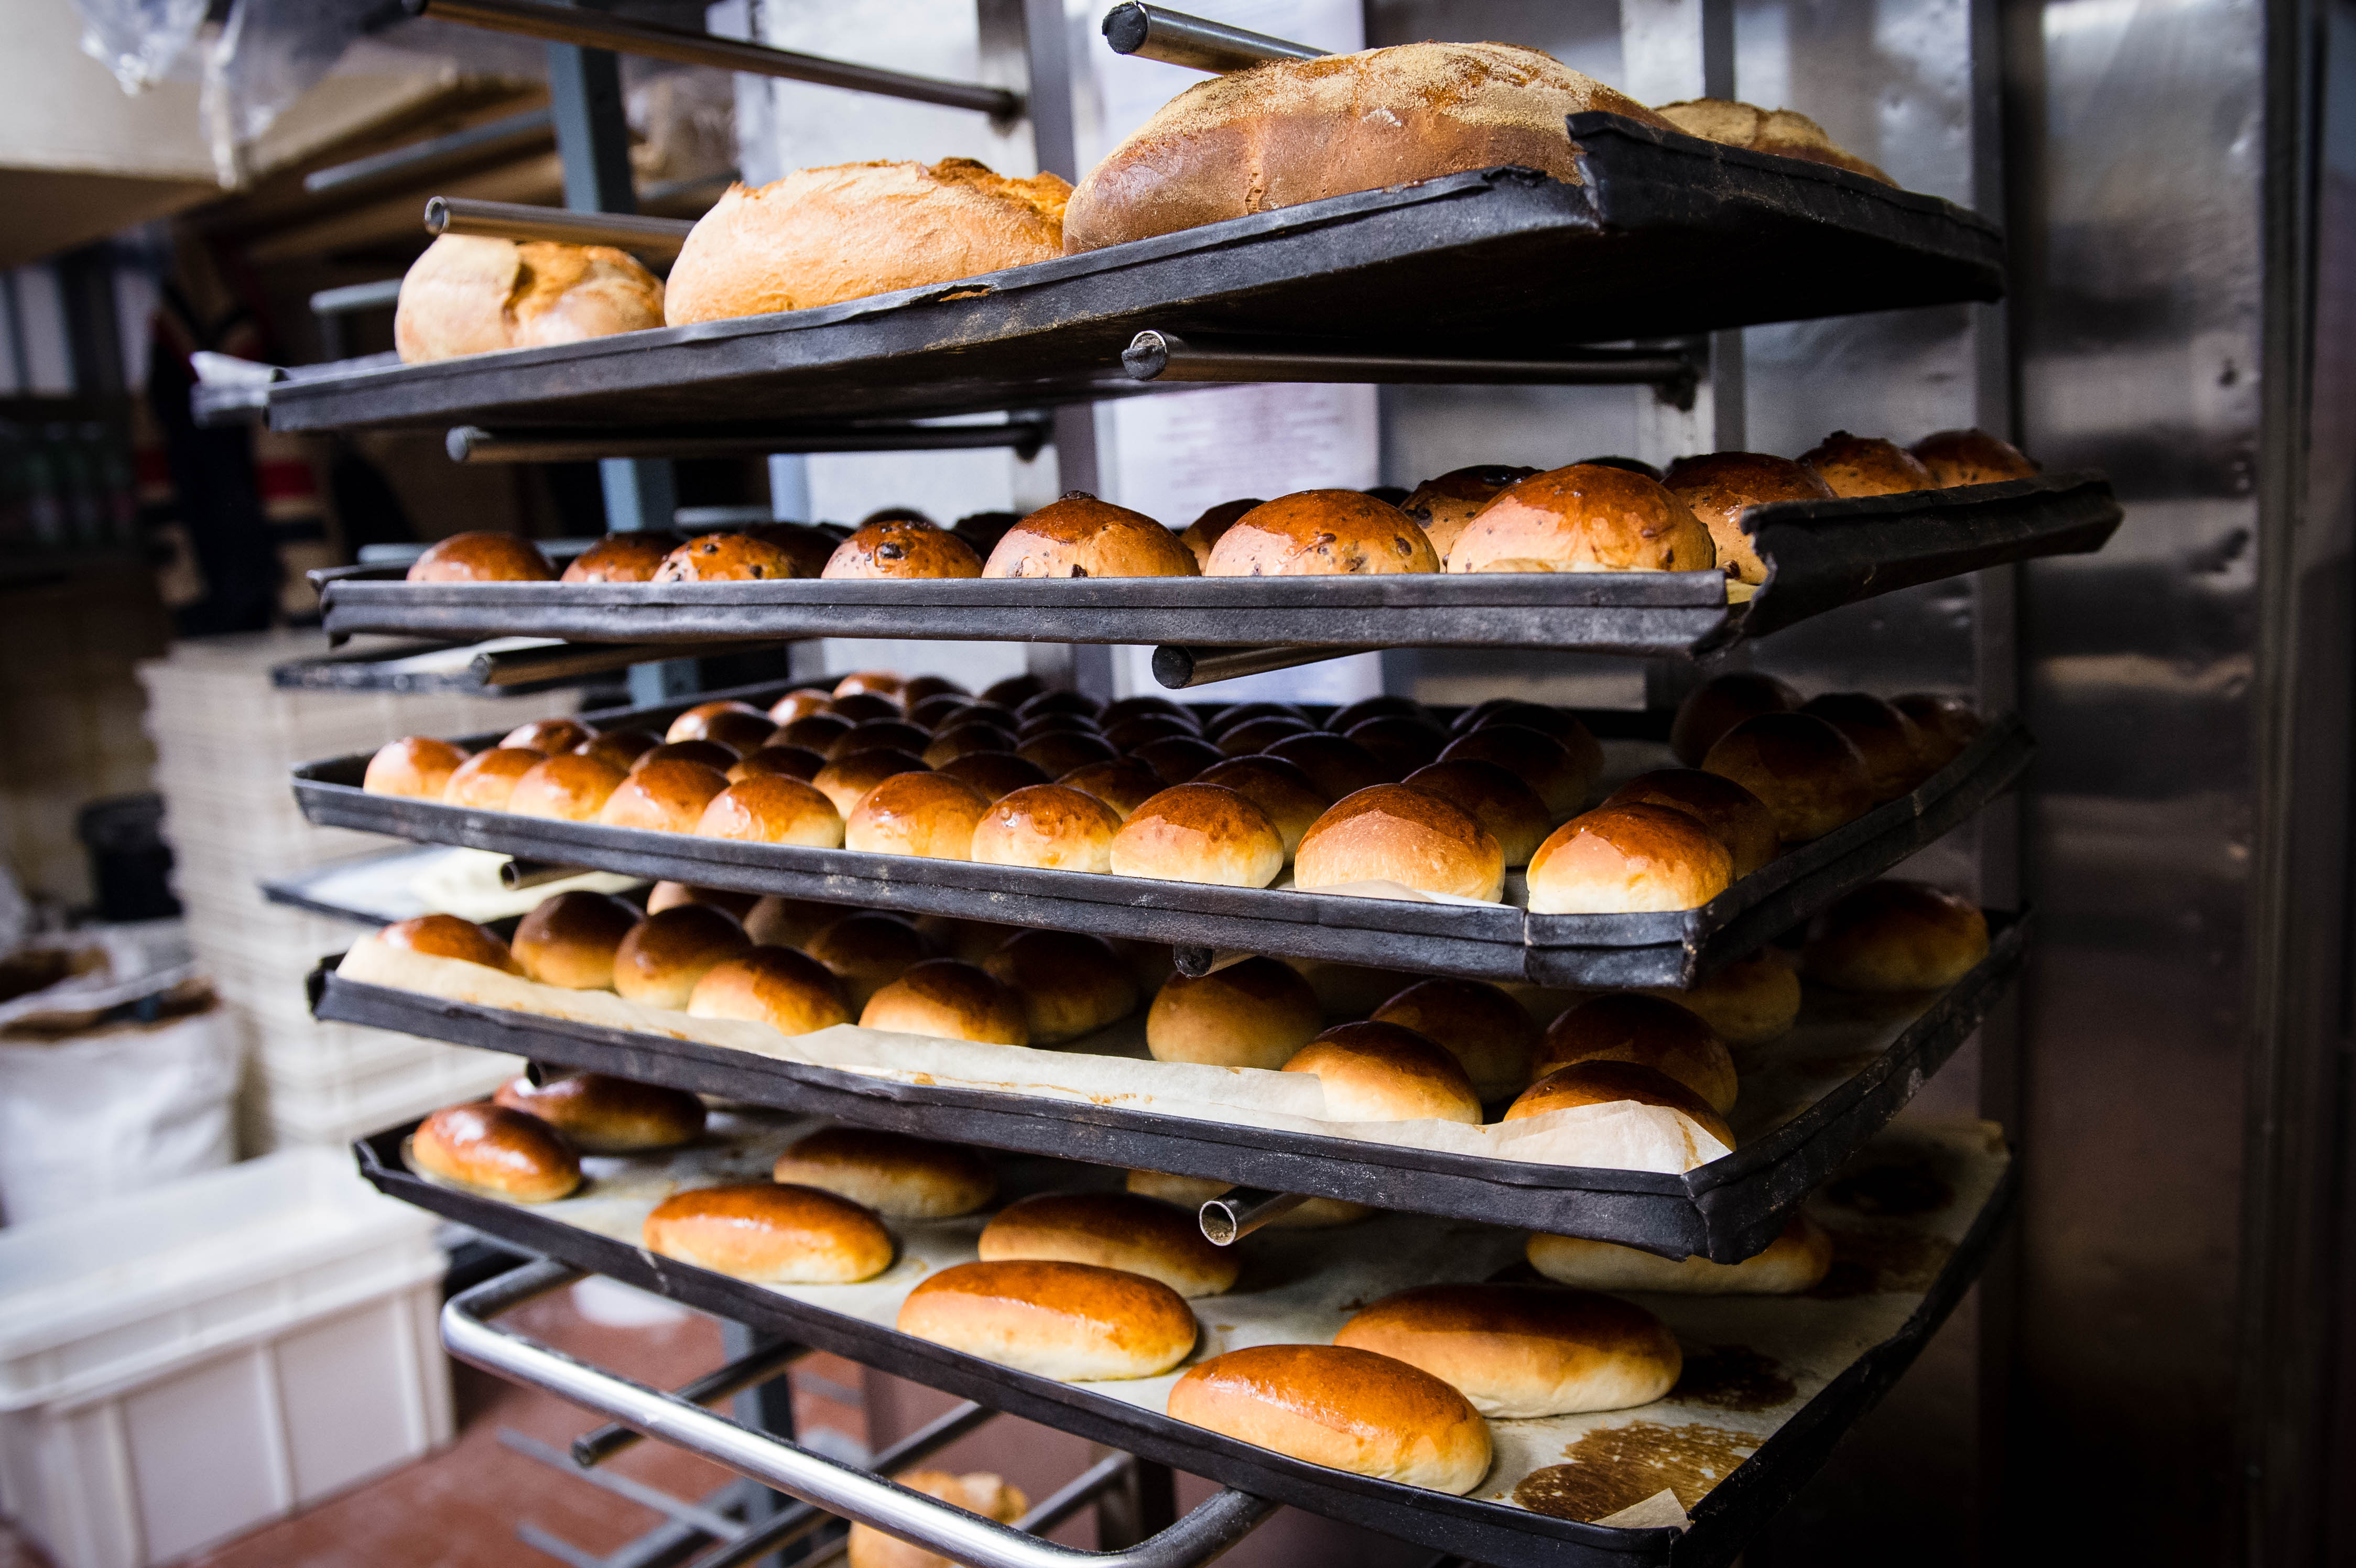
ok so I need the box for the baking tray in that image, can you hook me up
[310,909,2022,1260]
[354,1110,2016,1568]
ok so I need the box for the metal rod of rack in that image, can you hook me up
[1149,644,1373,690]
[470,640,795,690]
[1014,1455,1139,1536]
[1198,1189,1308,1245]
[1123,330,1702,399]
[425,196,695,256]
[501,1429,754,1539]
[305,106,556,195]
[310,279,405,318]
[447,419,1053,464]
[1098,4,1324,70]
[498,859,589,891]
[571,1338,809,1466]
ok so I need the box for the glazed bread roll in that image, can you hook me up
[1400,464,1539,559]
[510,753,629,822]
[1700,712,1875,842]
[653,534,805,583]
[861,959,1029,1046]
[599,758,732,833]
[665,159,1069,323]
[978,1192,1239,1297]
[1911,427,2038,487]
[835,670,909,703]
[440,746,543,810]
[1146,958,1322,1069]
[807,912,932,1010]
[411,1103,580,1202]
[1654,98,1893,182]
[1206,700,1306,736]
[667,700,767,745]
[494,1072,705,1153]
[1178,497,1264,569]
[1669,670,1801,767]
[645,883,758,920]
[1063,40,1665,251]
[769,688,837,724]
[983,929,1138,1044]
[1642,950,1802,1047]
[970,783,1122,873]
[1060,761,1178,823]
[1802,880,1989,992]
[1334,1284,1680,1418]
[696,775,845,847]
[686,946,853,1035]
[577,728,661,771]
[1526,803,1734,914]
[921,724,1012,768]
[377,913,522,974]
[1527,1210,1833,1294]
[895,1260,1198,1379]
[1603,768,1780,879]
[1018,731,1120,778]
[743,895,839,949]
[694,712,787,758]
[395,234,663,361]
[1165,1344,1491,1495]
[612,904,751,1008]
[936,752,1052,803]
[845,771,991,860]
[1263,732,1391,802]
[1214,715,1313,756]
[407,531,556,583]
[1660,451,1836,585]
[1436,723,1601,820]
[813,749,930,818]
[771,1127,995,1218]
[983,494,1197,578]
[1125,1169,1372,1227]
[1136,734,1226,787]
[1446,464,1716,575]
[365,735,469,798]
[1108,785,1285,888]
[503,717,594,756]
[1891,692,1983,772]
[783,713,856,757]
[846,1472,1026,1568]
[1343,715,1451,777]
[1284,1021,1482,1124]
[512,891,640,989]
[1798,431,1935,497]
[1533,994,1739,1113]
[1202,491,1439,576]
[1370,977,1539,1101]
[1505,1061,1735,1150]
[838,719,933,759]
[822,518,984,580]
[1191,756,1330,859]
[1799,692,1929,801]
[1293,786,1505,902]
[644,1183,894,1283]
[634,740,740,777]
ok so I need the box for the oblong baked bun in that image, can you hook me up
[1911,427,2037,486]
[847,1472,1026,1568]
[1262,732,1391,801]
[365,736,468,798]
[696,775,845,847]
[807,912,932,1011]
[812,748,930,819]
[772,1127,995,1218]
[1202,490,1438,576]
[502,716,595,756]
[1402,759,1554,868]
[1446,463,1716,575]
[1370,977,1538,1101]
[979,1192,1239,1297]
[686,945,853,1035]
[1526,803,1733,914]
[1334,1284,1680,1418]
[577,728,662,772]
[1191,756,1331,859]
[1058,761,1169,821]
[1436,723,1599,820]
[844,771,990,861]
[1063,40,1665,252]
[860,959,1029,1046]
[653,533,802,583]
[407,531,556,582]
[599,758,731,833]
[1108,785,1284,888]
[1146,958,1322,1069]
[1799,692,1929,801]
[509,753,629,822]
[396,234,663,361]
[1533,994,1739,1113]
[821,518,984,580]
[1603,768,1779,879]
[983,494,1197,578]
[1802,880,1989,992]
[612,904,751,1009]
[936,751,1052,803]
[1125,1169,1372,1228]
[1166,1344,1491,1494]
[1400,464,1540,559]
[970,783,1122,873]
[1891,692,1983,772]
[983,929,1138,1044]
[1505,1060,1735,1150]
[513,891,640,989]
[411,1103,580,1202]
[1527,1211,1832,1294]
[1798,431,1935,497]
[1670,671,1800,767]
[1178,497,1263,569]
[1642,950,1802,1048]
[1284,1021,1482,1124]
[897,1259,1198,1379]
[1700,712,1874,842]
[494,1072,705,1153]
[1655,97,1894,182]
[441,746,545,811]
[1294,785,1504,902]
[644,1183,894,1283]
[377,913,522,974]
[1660,451,1836,585]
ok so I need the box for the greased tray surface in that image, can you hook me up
[357,1113,2013,1568]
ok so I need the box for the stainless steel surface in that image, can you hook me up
[1098,5,1326,71]
[1121,331,1698,399]
[302,106,555,195]
[571,1340,809,1467]
[423,197,694,256]
[1150,645,1372,690]
[1197,1189,1307,1245]
[446,420,1053,464]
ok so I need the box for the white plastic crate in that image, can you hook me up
[0,1149,453,1568]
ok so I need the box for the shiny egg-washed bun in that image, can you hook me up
[1203,489,1438,576]
[983,494,1198,578]
[844,771,991,860]
[411,1102,579,1201]
[1108,785,1284,888]
[364,735,469,798]
[1191,756,1331,860]
[1284,1021,1482,1125]
[686,946,853,1035]
[1446,463,1715,575]
[1178,497,1264,569]
[377,913,521,974]
[1700,712,1875,843]
[1334,1283,1681,1418]
[1400,463,1539,559]
[812,748,930,819]
[983,929,1138,1044]
[860,959,1029,1046]
[1293,785,1504,902]
[509,753,629,822]
[1370,977,1538,1102]
[494,1072,705,1153]
[1798,431,1935,498]
[896,1260,1198,1380]
[978,1191,1239,1297]
[1533,994,1739,1113]
[643,1183,894,1283]
[441,746,545,811]
[771,1126,996,1218]
[512,891,640,989]
[407,531,555,582]
[1801,880,1990,992]
[502,716,594,756]
[612,904,751,1009]
[1602,768,1779,880]
[599,758,731,833]
[821,518,984,579]
[561,533,674,583]
[653,533,804,582]
[1505,1060,1735,1150]
[1146,959,1322,1070]
[696,775,845,846]
[1401,759,1554,868]
[1166,1343,1491,1494]
[1659,450,1834,585]
[970,783,1122,873]
[1527,1210,1832,1294]
[1525,803,1734,914]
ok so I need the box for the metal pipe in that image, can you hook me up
[425,196,694,256]
[1198,1188,1308,1245]
[304,106,554,195]
[447,419,1052,464]
[1123,330,1701,393]
[405,0,1023,119]
[572,1339,809,1466]
[502,1429,752,1537]
[1099,5,1324,71]
[498,859,591,890]
[472,640,789,689]
[1015,1454,1136,1536]
[1169,947,1254,978]
[1150,644,1373,690]
[309,279,405,318]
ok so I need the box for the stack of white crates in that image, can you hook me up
[138,633,558,1151]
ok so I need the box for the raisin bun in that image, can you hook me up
[821,518,984,579]
[1293,785,1504,902]
[1528,1210,1832,1294]
[685,945,853,1035]
[896,1260,1197,1380]
[1445,463,1716,574]
[1146,957,1322,1070]
[512,890,641,989]
[1405,758,1562,867]
[1700,712,1875,842]
[1400,464,1539,559]
[652,533,805,582]
[1669,670,1803,767]
[1525,803,1734,914]
[1798,431,1935,497]
[1335,1283,1680,1418]
[1178,497,1264,569]
[376,913,522,974]
[970,783,1122,872]
[612,904,751,1009]
[411,1103,580,1202]
[1660,451,1835,584]
[1370,977,1539,1101]
[860,959,1029,1046]
[1801,880,1990,992]
[407,531,556,582]
[1284,1021,1482,1125]
[643,1184,894,1283]
[1602,768,1780,878]
[494,1073,705,1153]
[364,736,469,798]
[772,1127,996,1218]
[1167,1344,1491,1494]
[1910,428,2038,487]
[1202,490,1439,576]
[1107,785,1285,888]
[979,1191,1239,1297]
[982,494,1197,578]
[983,929,1138,1043]
[1532,994,1738,1113]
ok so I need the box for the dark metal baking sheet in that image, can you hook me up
[352,1114,2017,1568]
[310,909,2022,1261]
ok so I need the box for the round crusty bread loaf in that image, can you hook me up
[411,1102,580,1202]
[1293,785,1504,902]
[377,913,522,974]
[1203,491,1438,576]
[408,531,556,582]
[668,701,767,746]
[1799,692,1930,802]
[845,771,991,860]
[687,945,853,1035]
[512,891,642,989]
[970,783,1123,873]
[1660,450,1836,585]
[599,758,732,833]
[1191,757,1331,860]
[896,1260,1198,1380]
[772,1127,996,1218]
[1146,958,1322,1070]
[1527,1210,1832,1294]
[1125,1169,1372,1228]
[860,959,1029,1046]
[1798,431,1934,497]
[1653,98,1893,183]
[1436,722,1600,820]
[494,1072,705,1153]
[1533,994,1739,1113]
[1910,428,2038,487]
[983,929,1138,1044]
[1334,1283,1681,1418]
[1178,497,1264,568]
[1400,464,1540,559]
[612,904,751,1009]
[1669,671,1801,768]
[1700,712,1875,843]
[1526,803,1735,914]
[1108,784,1285,888]
[696,775,845,847]
[1802,879,1989,992]
[653,533,804,582]
[813,749,931,819]
[1641,950,1802,1048]
[1369,977,1538,1102]
[395,234,664,363]
[806,912,933,1011]
[563,532,674,584]
[1284,1021,1482,1125]
[643,1183,894,1283]
[1166,1343,1491,1494]
[978,1191,1240,1298]
[364,735,469,798]
[1505,1060,1735,1149]
[1446,463,1717,575]
[846,1472,1027,1568]
[441,746,544,810]
[1602,768,1780,879]
[1399,760,1554,868]
[983,495,1197,579]
[509,753,629,822]
[1062,41,1668,252]
[822,519,984,581]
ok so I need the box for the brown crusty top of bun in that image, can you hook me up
[936,750,1054,803]
[407,531,556,582]
[895,1259,1198,1381]
[1058,761,1168,821]
[1700,711,1875,843]
[643,1182,894,1284]
[1640,949,1803,1049]
[379,913,523,974]
[562,533,674,583]
[686,945,853,1035]
[577,728,662,771]
[668,699,766,744]
[509,753,629,821]
[1334,1283,1681,1419]
[1146,957,1323,1070]
[1798,692,1930,801]
[697,775,845,846]
[1801,879,1990,992]
[806,912,933,1010]
[822,518,984,580]
[1370,977,1539,1102]
[503,716,594,755]
[1890,692,1982,772]
[1533,993,1739,1113]
[1294,785,1505,902]
[1263,732,1392,801]
[844,770,991,860]
[744,522,839,579]
[395,234,664,363]
[1203,490,1439,576]
[1343,715,1450,777]
[983,929,1139,1043]
[513,890,642,989]
[1603,767,1780,879]
[364,735,469,798]
[1505,1060,1735,1149]
[1436,722,1600,820]
[1525,802,1735,914]
[1136,734,1225,787]
[494,1072,706,1153]
[970,783,1122,873]
[653,533,804,582]
[599,758,732,833]
[812,748,930,818]
[1107,784,1285,888]
[1527,1210,1831,1295]
[411,1102,581,1202]
[1165,1343,1492,1495]
[983,494,1198,579]
[1400,759,1552,869]
[1660,451,1836,585]
[1446,463,1717,574]
[979,1191,1239,1298]
[1798,431,1935,497]
[1910,428,2039,487]
[860,958,1029,1046]
[1192,756,1331,859]
[612,903,751,1009]
[1669,670,1801,767]
[1401,465,1542,559]
[1284,1020,1483,1124]
[1179,498,1264,569]
[1214,715,1314,757]
[772,1126,996,1218]
[1654,98,1894,183]
[441,746,544,810]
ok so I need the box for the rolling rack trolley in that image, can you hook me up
[246,0,2118,1561]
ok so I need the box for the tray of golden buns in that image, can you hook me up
[355,1097,2012,1568]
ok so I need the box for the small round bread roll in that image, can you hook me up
[1525,802,1732,914]
[1166,1345,1490,1494]
[1178,497,1264,568]
[696,775,845,846]
[970,784,1122,873]
[561,533,673,583]
[837,718,932,759]
[1642,950,1802,1048]
[1331,694,1431,732]
[1058,761,1167,821]
[1799,692,1929,801]
[847,1472,1027,1568]
[667,699,766,743]
[1454,698,1585,742]
[646,883,758,920]
[1436,724,1600,820]
[1400,464,1540,559]
[774,1128,995,1218]
[494,1072,705,1153]
[1803,880,1989,992]
[896,1260,1197,1380]
[1504,1061,1735,1149]
[845,771,990,860]
[411,1103,580,1201]
[1660,451,1834,585]
[1147,959,1322,1069]
[1603,768,1779,879]
[634,739,740,776]
[1206,701,1307,736]
[377,913,522,974]
[407,532,556,582]
[441,746,545,810]
[1016,731,1119,779]
[509,753,629,821]
[1284,1021,1482,1124]
[1402,759,1554,867]
[1446,463,1715,574]
[982,494,1198,578]
[935,751,1052,802]
[599,758,731,833]
[512,891,640,989]
[1343,715,1451,777]
[1798,431,1935,497]
[807,913,932,1010]
[834,670,907,704]
[915,914,1022,966]
[813,748,930,818]
[502,717,594,756]
[1125,1169,1371,1227]
[1891,692,1983,772]
[861,959,1029,1046]
[1204,490,1439,576]
[687,946,853,1034]
[653,533,804,582]
[644,1183,894,1283]
[1136,734,1227,787]
[1527,1211,1832,1294]
[822,518,984,579]
[743,895,838,949]
[1107,785,1284,888]
[979,1192,1239,1297]
[1700,712,1875,842]
[612,904,751,1008]
[782,713,856,757]
[577,728,661,771]
[1294,786,1504,902]
[1334,1284,1680,1418]
[365,736,469,798]
[1534,994,1738,1113]
[1108,712,1202,752]
[768,688,837,724]
[1192,756,1331,859]
[1214,715,1315,757]
[694,712,786,758]
[1910,427,2038,487]
[1370,977,1538,1101]
[1263,732,1391,801]
[982,673,1049,707]
[983,929,1138,1043]
[922,724,1014,768]
[1670,671,1801,767]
